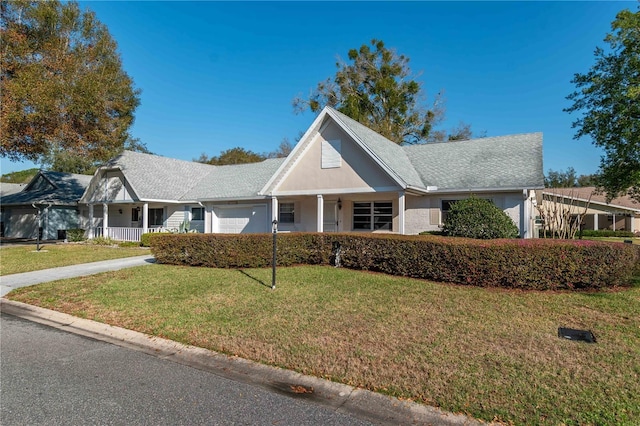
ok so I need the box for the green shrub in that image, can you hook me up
[442,197,519,239]
[140,233,162,247]
[88,236,117,246]
[66,228,86,242]
[151,233,639,290]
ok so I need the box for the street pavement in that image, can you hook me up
[0,256,483,426]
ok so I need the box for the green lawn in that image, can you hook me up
[0,244,150,275]
[7,264,639,425]
[582,236,639,245]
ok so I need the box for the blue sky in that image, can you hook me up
[1,1,635,177]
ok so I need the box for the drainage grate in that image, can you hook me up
[558,327,596,343]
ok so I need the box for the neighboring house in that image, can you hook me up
[0,171,92,240]
[79,107,544,241]
[539,187,640,234]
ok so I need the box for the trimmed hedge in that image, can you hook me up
[66,228,86,242]
[150,233,640,291]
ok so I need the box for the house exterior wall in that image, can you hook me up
[277,122,397,193]
[43,207,81,240]
[403,191,526,236]
[86,170,134,203]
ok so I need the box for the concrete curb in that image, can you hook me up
[1,298,485,426]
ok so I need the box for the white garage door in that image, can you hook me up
[6,209,38,238]
[215,206,267,234]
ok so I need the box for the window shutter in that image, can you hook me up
[321,140,341,168]
[429,208,439,225]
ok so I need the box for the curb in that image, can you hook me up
[1,298,485,426]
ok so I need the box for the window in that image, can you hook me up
[321,139,341,168]
[192,207,204,221]
[131,208,140,222]
[149,208,164,226]
[353,201,392,230]
[441,200,457,224]
[279,203,294,224]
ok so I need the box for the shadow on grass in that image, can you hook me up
[238,270,273,289]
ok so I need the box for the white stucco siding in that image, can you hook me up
[277,122,398,194]
[405,196,435,235]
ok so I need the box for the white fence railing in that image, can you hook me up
[92,227,163,242]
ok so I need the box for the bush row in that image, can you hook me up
[150,233,640,291]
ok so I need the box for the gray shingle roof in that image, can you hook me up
[327,108,425,188]
[104,151,215,201]
[182,158,286,200]
[103,151,285,202]
[403,133,544,191]
[0,171,92,206]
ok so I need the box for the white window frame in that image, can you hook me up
[352,201,393,231]
[279,202,295,224]
[191,207,204,221]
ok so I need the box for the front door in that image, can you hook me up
[323,202,337,232]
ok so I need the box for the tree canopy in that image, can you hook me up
[565,7,640,202]
[1,0,141,170]
[293,39,475,145]
[544,167,598,188]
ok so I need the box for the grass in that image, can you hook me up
[0,243,150,275]
[7,264,640,425]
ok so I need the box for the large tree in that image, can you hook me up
[293,39,450,145]
[1,0,141,170]
[565,7,640,202]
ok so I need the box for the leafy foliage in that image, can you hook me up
[442,197,519,239]
[293,39,454,145]
[544,167,599,188]
[65,228,86,242]
[565,7,640,202]
[0,0,140,169]
[151,233,639,290]
[0,168,39,183]
[196,147,265,165]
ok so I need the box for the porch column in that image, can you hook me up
[88,204,94,239]
[142,203,149,234]
[317,194,324,232]
[613,213,616,231]
[631,215,636,234]
[593,213,599,230]
[398,191,406,235]
[204,203,212,234]
[271,196,278,223]
[102,203,109,238]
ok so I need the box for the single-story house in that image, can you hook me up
[79,106,544,241]
[538,187,640,234]
[0,171,92,240]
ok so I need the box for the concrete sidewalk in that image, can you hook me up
[0,255,155,296]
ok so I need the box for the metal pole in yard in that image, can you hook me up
[271,219,278,290]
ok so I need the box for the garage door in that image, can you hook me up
[215,206,267,234]
[6,209,38,238]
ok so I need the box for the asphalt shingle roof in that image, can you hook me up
[0,171,92,206]
[403,133,544,191]
[182,158,286,200]
[327,108,425,188]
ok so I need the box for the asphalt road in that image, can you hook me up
[0,313,373,426]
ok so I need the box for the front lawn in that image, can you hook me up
[0,244,150,275]
[7,264,639,425]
